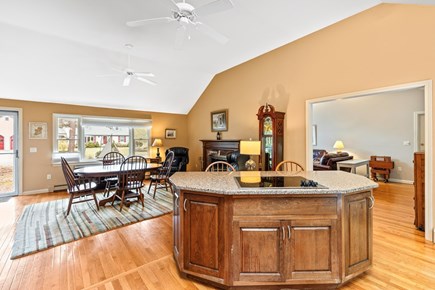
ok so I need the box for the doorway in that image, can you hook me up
[0,109,21,196]
[305,80,433,241]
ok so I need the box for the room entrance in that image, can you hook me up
[0,110,19,196]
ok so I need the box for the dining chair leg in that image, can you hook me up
[139,189,144,207]
[66,194,74,215]
[92,191,100,211]
[153,182,158,199]
[147,180,153,195]
[119,190,126,211]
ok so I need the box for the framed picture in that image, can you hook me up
[211,109,228,132]
[29,122,48,139]
[312,125,317,146]
[165,128,176,139]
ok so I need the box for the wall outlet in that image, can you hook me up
[397,167,402,171]
[47,174,52,180]
[403,141,411,146]
[30,147,37,153]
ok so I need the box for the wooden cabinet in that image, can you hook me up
[183,193,225,278]
[343,191,373,278]
[257,104,285,171]
[232,221,285,282]
[233,219,338,283]
[414,152,425,231]
[174,188,373,289]
[288,219,338,281]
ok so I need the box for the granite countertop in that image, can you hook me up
[169,170,378,195]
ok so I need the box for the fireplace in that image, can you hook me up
[200,140,241,170]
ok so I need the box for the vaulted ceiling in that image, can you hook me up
[0,0,432,114]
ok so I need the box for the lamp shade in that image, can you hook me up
[333,140,344,150]
[240,140,261,155]
[152,138,163,147]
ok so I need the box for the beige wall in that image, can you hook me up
[0,98,188,192]
[188,3,435,168]
[187,3,435,236]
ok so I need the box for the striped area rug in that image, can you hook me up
[11,188,173,259]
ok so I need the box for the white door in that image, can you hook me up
[414,111,425,152]
[0,110,19,196]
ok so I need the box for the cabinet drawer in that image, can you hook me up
[233,196,337,216]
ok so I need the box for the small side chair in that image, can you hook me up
[148,151,175,198]
[275,160,304,172]
[61,157,100,215]
[205,161,236,172]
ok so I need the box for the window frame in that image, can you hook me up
[52,113,152,163]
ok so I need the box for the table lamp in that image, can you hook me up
[240,140,261,170]
[152,138,163,158]
[333,140,344,153]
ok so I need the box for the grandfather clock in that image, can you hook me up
[257,104,285,171]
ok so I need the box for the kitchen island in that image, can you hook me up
[170,171,378,289]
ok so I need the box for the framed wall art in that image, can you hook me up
[165,128,176,139]
[29,122,48,139]
[211,109,228,132]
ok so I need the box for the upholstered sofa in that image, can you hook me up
[313,152,353,171]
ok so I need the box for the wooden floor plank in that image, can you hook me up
[1,182,435,289]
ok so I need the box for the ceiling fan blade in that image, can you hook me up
[195,22,228,44]
[164,0,181,12]
[126,17,174,27]
[134,72,155,77]
[123,76,132,87]
[193,0,234,17]
[175,25,188,49]
[111,67,125,74]
[96,74,121,77]
[136,76,157,86]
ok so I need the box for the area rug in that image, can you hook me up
[11,188,173,259]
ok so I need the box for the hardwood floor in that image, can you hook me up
[0,182,434,289]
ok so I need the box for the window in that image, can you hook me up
[53,114,152,162]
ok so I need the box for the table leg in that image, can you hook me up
[352,166,356,174]
[365,164,369,178]
[98,190,118,206]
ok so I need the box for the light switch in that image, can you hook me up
[30,147,37,153]
[403,141,411,146]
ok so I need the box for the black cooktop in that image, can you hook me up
[234,176,327,189]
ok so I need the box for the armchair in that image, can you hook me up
[226,151,250,171]
[165,147,189,175]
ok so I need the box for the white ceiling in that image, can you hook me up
[0,0,432,114]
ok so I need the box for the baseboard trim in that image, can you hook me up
[22,189,49,195]
[388,178,413,184]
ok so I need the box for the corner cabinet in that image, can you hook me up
[257,104,285,171]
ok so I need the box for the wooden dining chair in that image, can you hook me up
[113,156,147,211]
[61,157,100,215]
[148,150,175,198]
[102,152,125,196]
[275,160,304,172]
[205,161,236,172]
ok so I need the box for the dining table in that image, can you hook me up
[74,162,162,206]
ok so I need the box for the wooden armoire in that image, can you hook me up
[414,152,425,231]
[257,104,285,171]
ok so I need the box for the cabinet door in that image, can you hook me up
[287,219,339,281]
[344,192,373,277]
[183,193,224,278]
[233,221,285,282]
[173,191,180,262]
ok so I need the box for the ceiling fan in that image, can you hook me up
[126,0,234,47]
[98,44,156,87]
